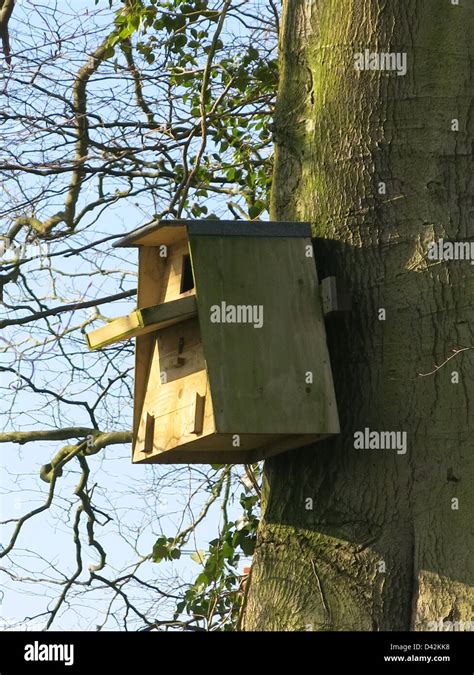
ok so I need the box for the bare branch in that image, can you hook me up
[418,347,472,377]
[0,427,97,444]
[0,289,137,329]
[0,0,14,66]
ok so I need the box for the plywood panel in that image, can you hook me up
[188,235,339,436]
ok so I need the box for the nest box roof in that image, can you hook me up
[113,219,311,248]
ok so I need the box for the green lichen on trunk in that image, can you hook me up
[242,0,474,631]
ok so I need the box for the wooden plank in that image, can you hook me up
[143,413,155,453]
[139,295,197,326]
[188,235,340,436]
[85,312,142,350]
[133,432,324,464]
[114,223,187,248]
[85,296,198,349]
[134,247,167,443]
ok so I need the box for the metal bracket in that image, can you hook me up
[320,276,351,317]
[175,336,186,366]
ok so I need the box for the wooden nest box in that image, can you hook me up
[86,220,339,464]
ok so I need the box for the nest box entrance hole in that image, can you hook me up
[180,254,194,294]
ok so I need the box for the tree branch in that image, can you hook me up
[0,288,137,329]
[10,39,109,238]
[0,427,97,444]
[418,347,472,377]
[0,0,14,66]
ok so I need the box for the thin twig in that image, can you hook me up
[418,347,472,377]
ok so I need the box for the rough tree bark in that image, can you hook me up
[242,0,473,631]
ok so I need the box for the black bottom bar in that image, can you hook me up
[0,630,471,674]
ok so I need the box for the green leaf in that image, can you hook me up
[172,34,188,50]
[248,46,259,60]
[195,572,210,587]
[248,204,262,219]
[103,44,116,59]
[152,541,168,563]
[221,541,234,559]
[236,532,256,556]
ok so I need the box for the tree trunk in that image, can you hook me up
[242,0,474,631]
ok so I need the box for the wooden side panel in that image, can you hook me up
[133,318,216,462]
[188,235,340,435]
[134,368,214,461]
[134,247,166,441]
[134,237,196,448]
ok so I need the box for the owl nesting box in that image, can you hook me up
[85,220,339,464]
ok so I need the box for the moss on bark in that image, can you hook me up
[242,0,474,631]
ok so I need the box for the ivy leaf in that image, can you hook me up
[236,531,256,556]
[221,541,234,559]
[152,539,168,563]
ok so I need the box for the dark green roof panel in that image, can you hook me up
[113,220,311,248]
